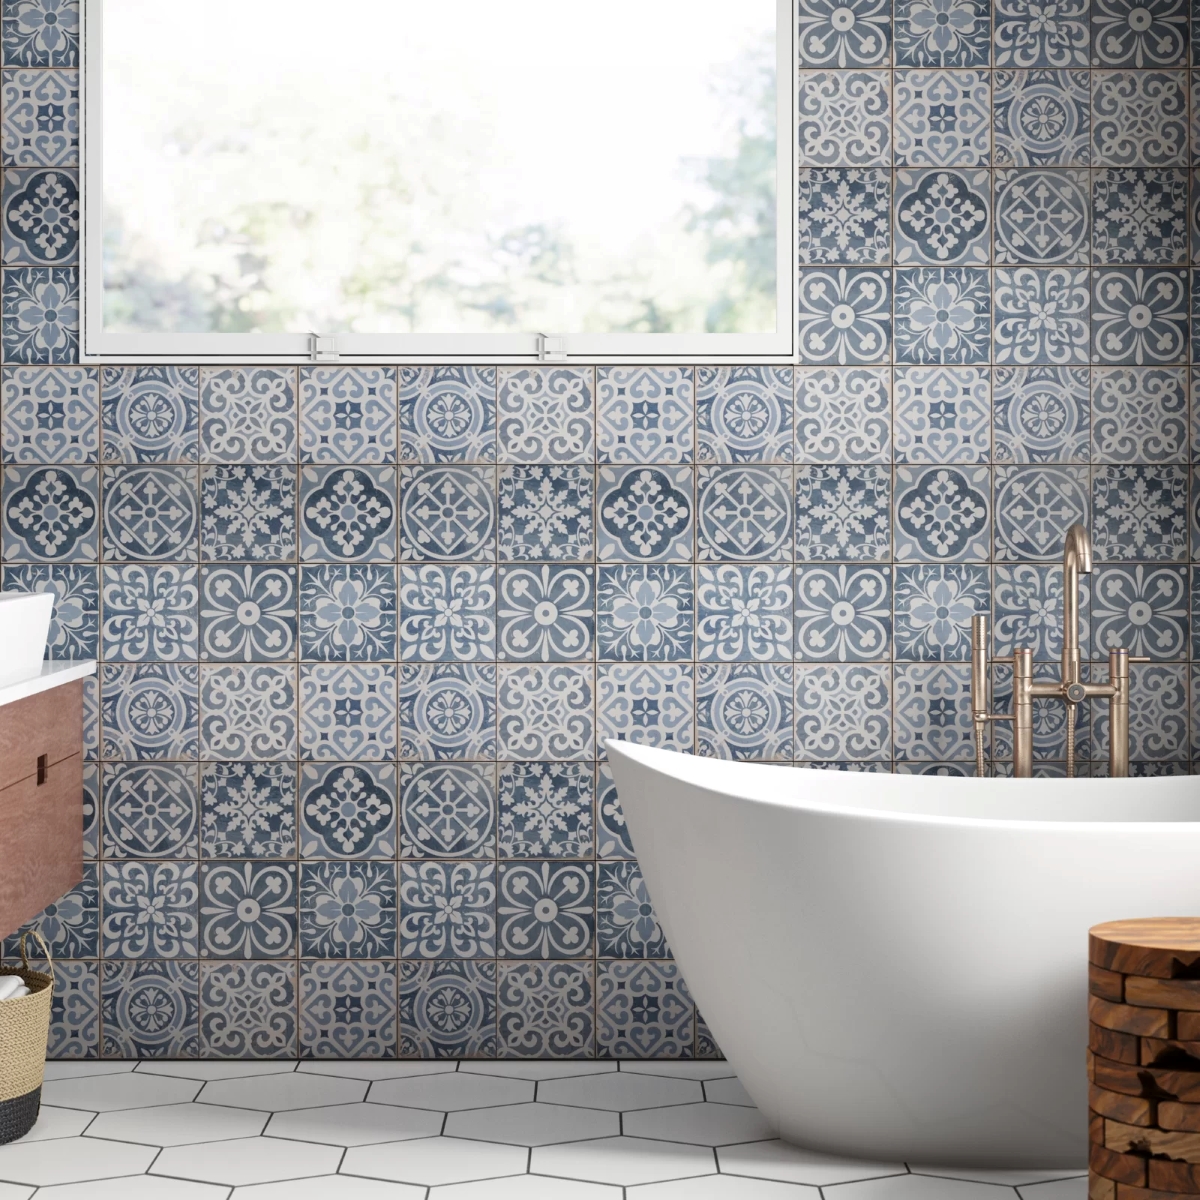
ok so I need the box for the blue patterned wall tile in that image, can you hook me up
[101,465,197,562]
[798,71,892,166]
[895,465,991,560]
[895,0,990,65]
[993,0,1088,65]
[299,564,395,662]
[993,69,1091,166]
[994,563,1084,660]
[799,0,892,66]
[597,367,693,464]
[796,464,891,560]
[300,861,396,959]
[1093,169,1188,263]
[101,663,199,760]
[696,662,793,760]
[2,364,94,461]
[1092,0,1188,67]
[201,564,297,663]
[795,367,890,463]
[81,760,96,856]
[200,962,296,1058]
[597,564,694,662]
[300,663,396,761]
[1093,464,1188,559]
[1092,72,1188,166]
[398,564,495,663]
[2,264,76,360]
[894,167,990,264]
[299,465,396,563]
[597,861,670,959]
[303,762,397,859]
[893,661,974,759]
[598,961,694,1060]
[300,961,397,1059]
[201,761,296,858]
[596,764,634,859]
[1192,168,1200,263]
[597,663,693,756]
[498,465,592,562]
[3,1,79,68]
[795,664,892,759]
[795,563,892,660]
[399,762,492,860]
[102,762,198,859]
[400,465,496,562]
[400,960,497,1058]
[498,961,593,1058]
[498,761,593,858]
[994,267,1090,363]
[399,366,496,463]
[101,961,197,1059]
[498,860,594,959]
[200,861,296,959]
[497,367,593,464]
[696,466,793,562]
[797,267,892,364]
[400,663,496,760]
[299,366,396,465]
[894,563,990,659]
[994,464,1089,559]
[991,660,1092,760]
[1094,663,1188,758]
[1093,564,1188,657]
[102,861,198,959]
[993,365,1090,462]
[894,69,991,165]
[994,168,1089,263]
[1193,569,1200,658]
[200,465,296,563]
[597,465,692,563]
[1,68,76,165]
[400,861,496,959]
[894,365,989,462]
[797,169,891,265]
[696,564,794,661]
[894,267,990,363]
[697,366,793,463]
[1093,267,1189,362]
[1092,367,1188,462]
[2,165,75,264]
[199,368,296,463]
[200,664,295,761]
[695,1007,722,1059]
[500,664,595,760]
[2,561,97,657]
[498,564,594,662]
[2,861,95,958]
[101,366,198,464]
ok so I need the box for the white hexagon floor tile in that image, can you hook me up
[445,1101,620,1146]
[0,1184,32,1200]
[539,1073,703,1112]
[233,1175,426,1198]
[912,1167,1086,1187]
[87,1101,267,1145]
[531,1135,716,1186]
[625,1101,774,1146]
[369,1073,534,1112]
[297,1061,458,1080]
[1017,1181,1087,1200]
[199,1072,367,1111]
[461,1062,618,1080]
[9,1105,92,1142]
[41,1072,200,1112]
[152,1135,342,1186]
[704,1076,755,1106]
[825,1176,1023,1199]
[137,1061,299,1081]
[342,1135,528,1186]
[619,1062,737,1080]
[0,1136,157,1185]
[432,1175,622,1198]
[42,1062,137,1081]
[34,1178,228,1199]
[266,1101,443,1145]
[631,1177,820,1198]
[717,1141,906,1186]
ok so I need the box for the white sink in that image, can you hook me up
[0,592,54,687]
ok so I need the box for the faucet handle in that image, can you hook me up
[1129,657,1150,664]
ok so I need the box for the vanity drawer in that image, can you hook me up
[0,679,83,791]
[0,751,82,940]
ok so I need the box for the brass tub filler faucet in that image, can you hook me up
[971,523,1148,778]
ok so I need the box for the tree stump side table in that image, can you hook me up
[1089,919,1200,1199]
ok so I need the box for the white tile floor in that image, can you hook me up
[0,1060,1088,1199]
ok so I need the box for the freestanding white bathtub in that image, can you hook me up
[605,740,1200,1169]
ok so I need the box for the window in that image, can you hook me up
[83,0,793,362]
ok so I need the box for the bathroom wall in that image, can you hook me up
[0,0,1195,1059]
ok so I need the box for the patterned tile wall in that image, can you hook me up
[0,0,1197,1059]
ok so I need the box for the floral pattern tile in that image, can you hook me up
[200,861,296,959]
[101,664,199,761]
[1092,71,1187,166]
[797,70,891,166]
[893,69,990,165]
[894,168,990,264]
[894,465,990,560]
[300,663,397,761]
[894,267,991,363]
[497,368,593,463]
[894,563,990,660]
[200,465,296,562]
[399,564,496,663]
[696,466,792,561]
[795,664,892,759]
[598,465,693,562]
[200,564,297,663]
[794,368,890,463]
[199,962,296,1058]
[498,860,594,959]
[993,365,1090,462]
[993,0,1088,65]
[2,264,76,361]
[300,465,396,562]
[895,0,990,65]
[199,368,296,463]
[51,960,98,1057]
[994,563,1082,660]
[598,663,693,758]
[498,564,594,661]
[3,0,79,67]
[201,761,296,858]
[1093,464,1187,559]
[102,465,198,561]
[696,662,793,759]
[596,764,634,859]
[597,862,670,959]
[994,465,1089,560]
[303,762,397,859]
[102,861,198,959]
[697,366,793,463]
[498,761,593,858]
[1092,367,1187,462]
[1,68,77,165]
[597,367,693,464]
[101,366,198,463]
[399,366,495,463]
[400,465,496,561]
[799,0,891,66]
[2,862,95,958]
[994,169,1089,264]
[2,165,76,264]
[200,664,295,761]
[399,762,493,859]
[2,363,94,461]
[797,267,891,364]
[1093,564,1188,658]
[993,68,1091,166]
[893,662,974,759]
[498,961,593,1058]
[499,664,594,760]
[993,267,1090,364]
[795,465,891,561]
[696,564,794,661]
[1092,0,1187,66]
[597,564,694,662]
[400,961,496,1057]
[795,563,892,661]
[1093,267,1189,365]
[400,861,496,959]
[299,366,396,464]
[1093,169,1187,264]
[300,862,396,959]
[2,560,96,657]
[797,169,891,265]
[102,961,198,1058]
[598,961,694,1060]
[894,365,989,462]
[400,663,497,760]
[299,564,396,661]
[301,961,397,1059]
[102,762,198,859]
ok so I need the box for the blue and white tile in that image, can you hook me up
[498,464,592,562]
[497,367,593,464]
[598,962,693,1060]
[596,764,634,859]
[597,663,693,756]
[894,465,990,560]
[300,663,397,761]
[993,0,1088,65]
[199,664,295,761]
[299,366,396,464]
[399,366,496,463]
[200,465,295,562]
[3,861,95,959]
[101,663,199,760]
[696,564,793,661]
[1093,169,1188,263]
[498,860,594,958]
[597,367,692,463]
[3,0,79,67]
[399,564,495,662]
[795,664,891,759]
[796,464,892,560]
[300,861,396,959]
[47,959,98,1058]
[894,167,989,264]
[399,663,496,760]
[301,961,397,1059]
[797,70,891,166]
[1092,0,1187,66]
[993,365,1090,461]
[400,961,496,1057]
[201,761,296,857]
[101,564,197,662]
[82,760,97,856]
[893,662,974,759]
[101,464,197,560]
[597,862,670,959]
[794,367,890,463]
[894,365,989,461]
[797,267,891,364]
[894,69,990,165]
[101,861,198,959]
[696,366,792,463]
[200,861,296,959]
[2,364,94,460]
[895,0,990,65]
[399,465,496,562]
[994,563,1084,660]
[894,563,989,659]
[990,660,1090,761]
[994,267,1090,363]
[498,563,594,662]
[1094,464,1187,559]
[498,761,593,858]
[199,962,296,1058]
[101,366,198,463]
[299,564,395,661]
[597,564,694,662]
[200,563,297,663]
[2,165,75,264]
[798,0,891,65]
[1,561,96,657]
[1096,664,1187,759]
[795,563,891,661]
[597,465,692,562]
[696,466,792,561]
[102,762,198,859]
[696,662,793,759]
[400,861,496,959]
[498,961,592,1058]
[303,761,397,859]
[2,264,76,360]
[994,168,1089,263]
[797,168,891,264]
[994,464,1089,560]
[499,664,594,760]
[101,961,198,1059]
[1094,267,1189,363]
[1092,367,1187,462]
[1092,71,1188,166]
[399,761,493,859]
[894,267,990,363]
[1093,564,1188,658]
[993,68,1091,165]
[1,67,76,164]
[300,465,396,562]
[199,368,296,463]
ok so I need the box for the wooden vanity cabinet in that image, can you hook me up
[0,679,83,940]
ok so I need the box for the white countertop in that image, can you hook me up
[0,660,95,709]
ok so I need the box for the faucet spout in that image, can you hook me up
[1061,523,1091,689]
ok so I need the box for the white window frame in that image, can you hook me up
[80,0,796,366]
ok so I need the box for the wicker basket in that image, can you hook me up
[0,931,53,1145]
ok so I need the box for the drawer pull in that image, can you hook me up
[36,755,46,787]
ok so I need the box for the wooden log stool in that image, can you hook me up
[1089,919,1200,1199]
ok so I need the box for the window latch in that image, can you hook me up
[309,334,339,363]
[536,334,568,363]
